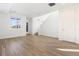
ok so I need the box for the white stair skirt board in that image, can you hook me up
[57,48,79,52]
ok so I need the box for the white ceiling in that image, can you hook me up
[0,3,79,17]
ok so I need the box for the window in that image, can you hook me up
[10,17,21,28]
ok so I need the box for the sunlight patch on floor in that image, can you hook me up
[57,48,79,52]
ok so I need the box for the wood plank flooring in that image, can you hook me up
[0,35,79,56]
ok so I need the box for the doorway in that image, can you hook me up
[26,22,28,32]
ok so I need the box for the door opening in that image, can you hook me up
[26,22,28,32]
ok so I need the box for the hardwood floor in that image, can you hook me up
[0,35,79,56]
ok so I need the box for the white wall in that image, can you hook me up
[32,13,50,34]
[38,11,59,38]
[0,13,26,39]
[32,11,59,38]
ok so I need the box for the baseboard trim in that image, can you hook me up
[38,34,58,39]
[0,35,26,40]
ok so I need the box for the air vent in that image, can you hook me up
[48,3,55,7]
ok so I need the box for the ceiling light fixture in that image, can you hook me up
[48,3,55,7]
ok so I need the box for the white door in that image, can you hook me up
[75,8,79,43]
[59,8,75,42]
